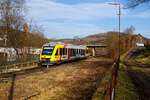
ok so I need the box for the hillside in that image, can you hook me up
[57,33,107,45]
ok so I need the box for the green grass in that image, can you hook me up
[92,49,137,100]
[141,46,150,57]
[115,63,138,100]
[115,50,138,100]
[135,47,150,65]
[92,63,138,100]
[92,63,114,100]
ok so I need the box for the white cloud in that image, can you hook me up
[40,21,104,39]
[26,0,129,38]
[132,10,150,18]
[27,0,127,20]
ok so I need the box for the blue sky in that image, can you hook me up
[26,0,150,39]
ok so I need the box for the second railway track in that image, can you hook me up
[0,66,45,78]
[0,59,86,82]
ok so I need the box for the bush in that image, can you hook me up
[146,46,150,50]
[141,47,150,57]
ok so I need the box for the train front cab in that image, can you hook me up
[39,44,64,66]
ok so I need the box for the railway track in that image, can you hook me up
[0,66,42,77]
[124,47,150,67]
[0,65,62,83]
[0,66,47,83]
[0,59,87,82]
[123,47,150,100]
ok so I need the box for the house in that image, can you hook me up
[0,36,5,47]
[135,34,145,47]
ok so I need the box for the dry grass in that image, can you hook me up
[131,66,150,81]
[136,55,150,65]
[115,63,138,100]
[0,57,113,100]
[135,47,150,65]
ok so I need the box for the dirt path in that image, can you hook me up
[0,57,113,100]
[124,48,150,100]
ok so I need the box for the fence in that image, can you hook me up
[104,58,119,100]
[0,54,39,67]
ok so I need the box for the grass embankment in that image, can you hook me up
[115,63,138,100]
[92,64,114,100]
[136,47,150,65]
[115,50,138,100]
[115,51,138,100]
[92,50,138,100]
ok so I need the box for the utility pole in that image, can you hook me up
[4,35,7,57]
[118,4,121,61]
[108,2,121,61]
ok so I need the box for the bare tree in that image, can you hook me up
[106,32,119,61]
[0,0,26,55]
[28,20,44,35]
[27,20,46,47]
[124,0,150,8]
[106,31,138,60]
[124,25,135,34]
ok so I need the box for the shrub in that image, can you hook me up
[141,47,150,57]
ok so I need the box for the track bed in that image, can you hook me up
[124,48,150,100]
[0,57,113,100]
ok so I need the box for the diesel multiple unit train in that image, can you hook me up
[39,42,90,66]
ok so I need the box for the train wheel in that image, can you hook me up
[57,61,61,65]
[38,63,42,67]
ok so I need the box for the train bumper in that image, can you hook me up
[38,61,57,66]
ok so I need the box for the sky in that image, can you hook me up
[26,0,150,39]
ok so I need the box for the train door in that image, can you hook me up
[61,48,67,61]
[68,48,70,60]
[59,48,62,61]
[54,47,59,61]
[86,48,89,57]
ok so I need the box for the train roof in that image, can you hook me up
[43,42,86,49]
[44,42,64,46]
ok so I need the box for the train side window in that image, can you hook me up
[60,48,62,56]
[72,49,74,56]
[81,50,84,55]
[70,49,71,56]
[75,49,76,55]
[70,49,72,56]
[86,49,88,54]
[71,49,73,56]
[76,49,77,54]
[65,48,67,55]
[74,49,76,56]
[82,50,83,55]
[73,49,75,56]
[79,49,81,55]
[63,48,65,55]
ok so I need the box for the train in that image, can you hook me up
[38,42,90,66]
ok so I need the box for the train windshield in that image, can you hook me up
[42,46,54,55]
